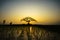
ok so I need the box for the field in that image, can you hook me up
[0,25,60,40]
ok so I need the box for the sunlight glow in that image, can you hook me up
[0,1,59,25]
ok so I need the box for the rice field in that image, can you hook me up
[0,26,60,40]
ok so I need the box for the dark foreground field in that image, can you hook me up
[0,24,60,40]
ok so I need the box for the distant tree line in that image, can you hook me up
[2,17,37,25]
[3,20,12,25]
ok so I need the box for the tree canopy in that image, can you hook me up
[21,17,37,24]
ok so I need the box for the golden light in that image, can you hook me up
[0,1,59,25]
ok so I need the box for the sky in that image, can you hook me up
[0,0,60,25]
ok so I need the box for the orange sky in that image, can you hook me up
[0,1,59,25]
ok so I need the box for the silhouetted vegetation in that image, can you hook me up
[0,17,59,40]
[21,17,37,24]
[10,22,12,25]
[3,20,6,24]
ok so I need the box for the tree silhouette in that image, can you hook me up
[10,22,12,25]
[21,17,37,24]
[3,20,6,24]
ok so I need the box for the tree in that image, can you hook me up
[10,22,12,25]
[21,17,37,24]
[3,20,6,24]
